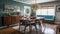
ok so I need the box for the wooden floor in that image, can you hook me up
[0,27,24,34]
[0,27,43,34]
[0,23,57,34]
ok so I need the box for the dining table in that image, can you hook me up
[18,17,45,33]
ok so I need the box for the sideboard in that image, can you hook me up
[3,15,20,26]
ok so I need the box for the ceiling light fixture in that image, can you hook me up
[32,0,39,10]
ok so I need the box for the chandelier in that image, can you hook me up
[32,0,39,10]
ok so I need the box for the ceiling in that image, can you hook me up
[13,0,57,4]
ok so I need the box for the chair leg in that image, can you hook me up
[24,26,26,34]
[19,23,20,31]
[38,21,41,27]
[29,25,32,34]
[35,25,38,33]
[29,25,32,32]
[38,24,40,27]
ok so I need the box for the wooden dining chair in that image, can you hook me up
[20,20,38,34]
[19,18,38,34]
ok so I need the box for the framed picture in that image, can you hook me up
[56,5,60,12]
[24,6,31,15]
[4,4,20,12]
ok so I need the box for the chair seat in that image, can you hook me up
[20,22,37,26]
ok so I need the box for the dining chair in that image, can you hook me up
[19,17,38,34]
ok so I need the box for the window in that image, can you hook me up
[48,8,55,15]
[36,6,55,16]
[41,9,47,15]
[36,9,42,15]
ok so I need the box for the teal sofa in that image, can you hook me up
[36,15,55,22]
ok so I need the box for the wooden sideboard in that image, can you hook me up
[3,15,20,25]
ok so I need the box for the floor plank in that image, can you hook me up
[0,27,23,34]
[0,23,57,34]
[0,27,43,34]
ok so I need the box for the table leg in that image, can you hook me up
[35,25,38,33]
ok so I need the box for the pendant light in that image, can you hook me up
[32,0,39,10]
